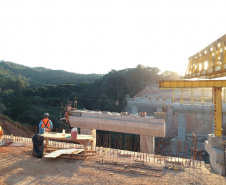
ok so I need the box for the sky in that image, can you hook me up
[0,0,226,75]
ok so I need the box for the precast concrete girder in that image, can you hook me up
[69,110,165,137]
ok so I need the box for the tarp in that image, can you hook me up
[32,135,44,158]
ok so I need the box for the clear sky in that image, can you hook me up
[0,0,225,75]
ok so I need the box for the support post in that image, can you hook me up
[213,87,222,137]
[132,106,138,115]
[224,88,225,104]
[191,88,194,104]
[181,89,183,104]
[173,89,175,103]
[201,89,204,104]
[80,128,96,149]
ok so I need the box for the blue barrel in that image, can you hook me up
[39,127,45,134]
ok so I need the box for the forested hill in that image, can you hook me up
[0,64,181,127]
[0,60,102,92]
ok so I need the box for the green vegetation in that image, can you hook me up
[0,61,181,128]
[0,60,102,91]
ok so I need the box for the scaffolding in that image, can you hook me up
[60,98,77,131]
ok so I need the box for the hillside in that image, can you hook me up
[0,60,102,91]
[0,62,181,128]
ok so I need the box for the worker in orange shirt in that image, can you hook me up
[39,113,53,132]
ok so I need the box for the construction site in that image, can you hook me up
[1,35,226,184]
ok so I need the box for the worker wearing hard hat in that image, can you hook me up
[39,113,53,132]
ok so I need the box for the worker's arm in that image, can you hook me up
[38,120,42,128]
[49,120,53,130]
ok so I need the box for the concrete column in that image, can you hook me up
[157,108,162,112]
[140,135,155,154]
[178,113,186,141]
[80,128,96,149]
[132,106,138,114]
[211,114,214,134]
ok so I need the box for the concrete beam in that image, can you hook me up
[69,110,165,137]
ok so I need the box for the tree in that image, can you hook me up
[6,92,32,120]
[160,71,180,81]
[0,102,6,114]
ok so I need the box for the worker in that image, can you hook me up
[65,105,71,122]
[39,113,53,132]
[0,126,2,139]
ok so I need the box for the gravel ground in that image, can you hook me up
[0,145,226,185]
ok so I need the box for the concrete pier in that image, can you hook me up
[178,113,186,141]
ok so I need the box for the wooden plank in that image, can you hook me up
[71,149,84,154]
[39,133,93,141]
[44,150,64,158]
[44,149,84,158]
[85,150,97,154]
[58,155,87,160]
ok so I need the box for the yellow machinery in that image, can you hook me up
[159,34,226,137]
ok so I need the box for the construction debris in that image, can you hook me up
[0,140,13,146]
[165,165,185,171]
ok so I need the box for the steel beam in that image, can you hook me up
[191,88,194,104]
[159,80,226,88]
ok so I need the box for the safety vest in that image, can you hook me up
[41,119,51,132]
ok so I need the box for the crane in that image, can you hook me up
[159,34,226,137]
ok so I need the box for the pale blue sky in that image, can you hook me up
[0,0,225,75]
